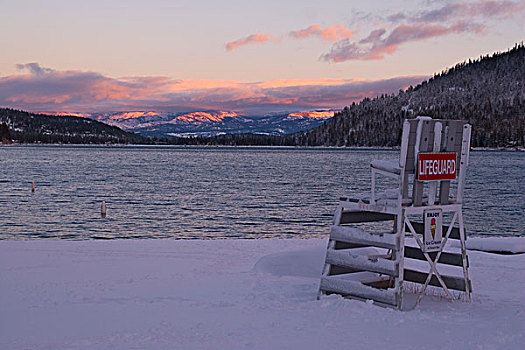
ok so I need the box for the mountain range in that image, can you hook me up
[89,110,334,138]
[0,108,334,144]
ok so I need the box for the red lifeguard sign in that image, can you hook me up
[417,152,457,181]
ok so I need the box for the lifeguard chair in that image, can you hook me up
[318,116,472,309]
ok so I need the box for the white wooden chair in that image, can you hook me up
[318,116,472,309]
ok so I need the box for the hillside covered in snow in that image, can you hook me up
[300,44,525,147]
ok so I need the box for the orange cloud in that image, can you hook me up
[288,24,353,42]
[225,24,354,52]
[225,33,272,51]
[0,63,427,114]
[168,79,241,91]
[255,79,347,89]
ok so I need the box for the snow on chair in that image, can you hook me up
[318,116,472,309]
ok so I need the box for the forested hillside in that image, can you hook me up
[0,108,146,144]
[300,44,525,148]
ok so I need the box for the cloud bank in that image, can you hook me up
[389,0,524,24]
[0,63,426,114]
[321,0,523,62]
[321,22,483,62]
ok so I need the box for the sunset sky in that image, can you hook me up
[0,0,523,114]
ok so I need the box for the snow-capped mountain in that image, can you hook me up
[90,110,335,138]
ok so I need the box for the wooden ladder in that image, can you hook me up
[318,207,402,308]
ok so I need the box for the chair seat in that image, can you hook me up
[370,159,401,175]
[341,189,458,207]
[340,189,412,206]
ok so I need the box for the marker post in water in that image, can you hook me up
[31,182,35,192]
[101,201,107,218]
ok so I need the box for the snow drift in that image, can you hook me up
[1,238,524,349]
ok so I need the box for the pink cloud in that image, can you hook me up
[410,0,524,23]
[225,33,272,51]
[226,23,354,52]
[322,0,522,63]
[288,24,353,42]
[359,29,387,44]
[321,21,484,62]
[0,63,427,114]
[16,63,55,76]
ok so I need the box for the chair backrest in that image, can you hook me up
[398,117,471,207]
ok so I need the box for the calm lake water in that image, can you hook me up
[0,146,523,240]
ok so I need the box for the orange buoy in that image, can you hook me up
[31,182,35,192]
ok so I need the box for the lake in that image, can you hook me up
[1,146,523,240]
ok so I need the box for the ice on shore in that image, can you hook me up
[1,238,524,349]
[450,236,525,254]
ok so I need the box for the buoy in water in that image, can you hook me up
[101,201,107,218]
[31,182,35,192]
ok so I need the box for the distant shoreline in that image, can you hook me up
[1,142,523,152]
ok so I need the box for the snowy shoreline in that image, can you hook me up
[1,238,524,349]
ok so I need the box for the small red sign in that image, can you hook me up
[417,152,457,181]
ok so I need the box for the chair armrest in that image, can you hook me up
[370,159,401,175]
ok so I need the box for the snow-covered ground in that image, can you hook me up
[1,238,524,349]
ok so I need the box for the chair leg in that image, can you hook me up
[319,206,344,299]
[395,210,405,309]
[317,238,335,300]
[371,168,376,204]
[458,210,471,302]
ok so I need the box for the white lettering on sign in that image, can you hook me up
[418,159,456,176]
[417,153,457,181]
